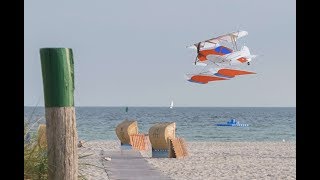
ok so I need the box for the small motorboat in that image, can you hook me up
[216,119,249,127]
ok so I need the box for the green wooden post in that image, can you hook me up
[40,48,78,180]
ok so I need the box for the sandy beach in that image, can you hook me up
[78,140,295,180]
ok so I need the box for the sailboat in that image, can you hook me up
[169,100,174,109]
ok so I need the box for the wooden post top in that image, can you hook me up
[40,48,75,107]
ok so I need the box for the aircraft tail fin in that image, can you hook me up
[241,46,257,62]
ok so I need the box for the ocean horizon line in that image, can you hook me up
[24,106,296,108]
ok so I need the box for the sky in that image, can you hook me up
[24,0,296,107]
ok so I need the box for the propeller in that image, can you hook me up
[194,42,201,65]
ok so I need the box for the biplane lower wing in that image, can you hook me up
[214,68,256,78]
[186,74,228,84]
[186,68,256,84]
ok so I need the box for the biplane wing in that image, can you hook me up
[206,30,248,44]
[213,68,256,78]
[186,68,256,84]
[187,30,248,50]
[186,73,229,84]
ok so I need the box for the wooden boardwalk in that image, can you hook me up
[101,150,171,180]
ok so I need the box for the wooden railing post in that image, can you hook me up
[40,48,78,180]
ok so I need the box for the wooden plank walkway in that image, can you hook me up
[101,150,171,180]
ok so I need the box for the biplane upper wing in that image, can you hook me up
[206,30,248,44]
[187,30,248,50]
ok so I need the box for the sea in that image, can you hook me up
[24,107,296,142]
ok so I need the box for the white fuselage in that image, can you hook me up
[205,46,254,66]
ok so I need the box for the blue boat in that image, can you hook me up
[216,119,249,127]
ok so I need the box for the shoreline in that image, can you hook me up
[78,140,296,179]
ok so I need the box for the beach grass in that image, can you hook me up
[24,120,48,180]
[24,117,98,180]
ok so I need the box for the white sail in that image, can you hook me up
[169,101,174,108]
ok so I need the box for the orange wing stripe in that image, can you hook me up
[191,75,227,84]
[218,69,256,77]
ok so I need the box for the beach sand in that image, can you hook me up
[78,141,296,180]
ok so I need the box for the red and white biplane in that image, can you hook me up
[186,31,257,84]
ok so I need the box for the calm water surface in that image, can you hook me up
[24,107,296,142]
